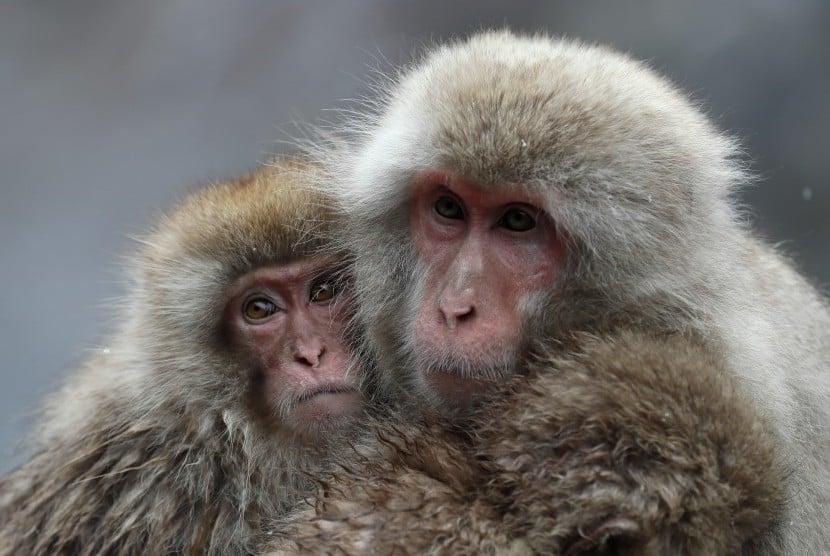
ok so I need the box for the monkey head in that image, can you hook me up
[328,31,747,415]
[0,161,368,555]
[133,160,363,444]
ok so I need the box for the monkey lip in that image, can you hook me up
[296,384,359,403]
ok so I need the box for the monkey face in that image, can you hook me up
[337,31,744,419]
[407,171,564,410]
[225,256,363,438]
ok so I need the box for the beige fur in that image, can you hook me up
[0,160,354,555]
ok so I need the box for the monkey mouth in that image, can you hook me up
[292,383,363,425]
[295,383,360,404]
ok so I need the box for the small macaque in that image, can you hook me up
[0,160,364,554]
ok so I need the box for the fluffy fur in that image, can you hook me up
[0,160,352,555]
[309,31,830,551]
[266,331,783,555]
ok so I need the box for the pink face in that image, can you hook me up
[225,257,361,437]
[410,171,564,408]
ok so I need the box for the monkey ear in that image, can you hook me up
[562,517,642,556]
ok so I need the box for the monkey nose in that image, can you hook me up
[293,341,325,367]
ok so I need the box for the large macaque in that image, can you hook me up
[288,31,828,551]
[0,160,364,554]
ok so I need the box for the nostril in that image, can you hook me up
[295,344,324,367]
[440,304,475,329]
[456,307,474,322]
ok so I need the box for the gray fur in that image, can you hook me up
[309,31,829,552]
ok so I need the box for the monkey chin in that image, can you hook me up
[291,390,364,433]
[422,370,497,411]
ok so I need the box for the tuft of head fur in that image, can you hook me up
[265,330,783,555]
[0,159,354,555]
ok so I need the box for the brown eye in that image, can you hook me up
[243,297,277,321]
[500,208,536,232]
[434,196,463,219]
[310,280,337,303]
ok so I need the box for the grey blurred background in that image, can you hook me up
[1,0,828,472]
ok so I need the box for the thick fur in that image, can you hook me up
[0,160,351,555]
[266,331,783,555]
[309,31,830,552]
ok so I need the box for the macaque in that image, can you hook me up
[0,160,364,554]
[267,331,783,555]
[288,31,828,551]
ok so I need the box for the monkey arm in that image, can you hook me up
[263,418,530,555]
[264,330,783,555]
[478,330,784,555]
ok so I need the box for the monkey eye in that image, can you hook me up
[310,279,338,303]
[243,297,278,321]
[434,196,463,219]
[500,208,536,232]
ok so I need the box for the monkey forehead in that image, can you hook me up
[363,31,739,203]
[146,158,339,268]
